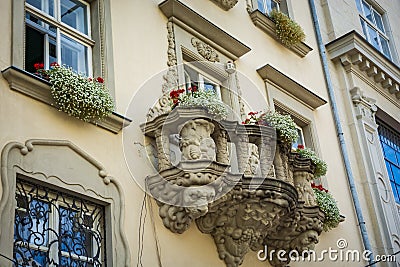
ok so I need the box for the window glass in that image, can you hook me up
[13,179,105,266]
[270,0,279,11]
[355,0,362,13]
[373,11,385,32]
[366,24,379,49]
[379,35,391,59]
[61,34,88,75]
[61,0,88,35]
[362,0,372,22]
[25,0,91,75]
[26,0,54,17]
[378,120,400,204]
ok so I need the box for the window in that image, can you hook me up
[292,125,305,149]
[13,178,105,266]
[25,0,92,75]
[356,0,392,60]
[257,0,280,14]
[378,120,400,204]
[183,63,222,99]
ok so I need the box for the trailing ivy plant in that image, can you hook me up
[270,9,305,47]
[169,87,228,120]
[36,63,114,122]
[312,183,340,231]
[242,111,299,144]
[296,145,328,178]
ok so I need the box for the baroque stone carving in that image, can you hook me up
[141,107,324,267]
[179,119,216,160]
[163,22,178,93]
[209,0,239,11]
[350,87,378,125]
[191,38,220,62]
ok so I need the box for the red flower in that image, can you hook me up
[96,77,104,83]
[297,144,304,149]
[248,111,258,116]
[192,85,198,92]
[34,63,44,70]
[50,62,59,67]
[88,77,93,81]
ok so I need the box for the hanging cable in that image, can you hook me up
[137,192,147,267]
[148,194,163,267]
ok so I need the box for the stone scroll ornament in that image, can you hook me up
[141,107,324,267]
[191,38,220,62]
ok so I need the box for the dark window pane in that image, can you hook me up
[360,18,368,38]
[26,0,54,16]
[25,26,44,73]
[61,0,88,35]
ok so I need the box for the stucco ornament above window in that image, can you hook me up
[141,99,326,266]
[191,38,220,62]
[209,0,239,10]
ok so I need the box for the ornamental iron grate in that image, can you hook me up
[13,178,106,267]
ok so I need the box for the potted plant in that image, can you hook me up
[312,183,340,231]
[296,144,328,178]
[169,86,228,120]
[34,63,114,122]
[270,9,305,47]
[242,110,298,144]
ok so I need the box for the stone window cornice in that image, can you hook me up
[326,31,400,107]
[159,0,251,60]
[257,64,327,110]
[1,66,131,134]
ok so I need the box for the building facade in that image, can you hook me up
[0,0,399,266]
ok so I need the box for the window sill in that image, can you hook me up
[249,10,312,57]
[1,66,132,134]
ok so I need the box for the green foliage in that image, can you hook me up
[270,9,306,47]
[297,147,328,177]
[243,111,299,143]
[313,188,340,231]
[45,65,114,122]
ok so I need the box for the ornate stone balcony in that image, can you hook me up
[140,107,324,267]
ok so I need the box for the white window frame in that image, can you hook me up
[356,0,392,60]
[14,180,104,266]
[25,0,94,75]
[257,0,281,15]
[183,62,223,100]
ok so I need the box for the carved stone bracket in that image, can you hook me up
[141,107,323,267]
[209,0,239,11]
[350,86,378,125]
